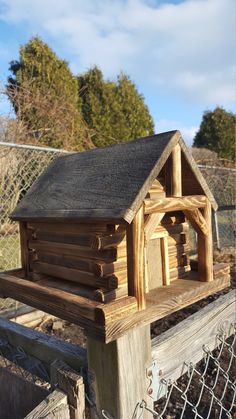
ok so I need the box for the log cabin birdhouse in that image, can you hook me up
[0,131,230,342]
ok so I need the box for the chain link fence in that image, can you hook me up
[198,165,236,250]
[0,335,50,385]
[0,142,68,312]
[133,325,236,419]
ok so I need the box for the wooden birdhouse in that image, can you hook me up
[0,131,230,342]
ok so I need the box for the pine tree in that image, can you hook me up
[193,107,235,161]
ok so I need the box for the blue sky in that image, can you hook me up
[0,0,235,145]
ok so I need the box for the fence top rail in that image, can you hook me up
[198,163,236,172]
[0,141,70,154]
[0,316,87,371]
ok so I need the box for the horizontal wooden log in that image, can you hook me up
[95,296,138,325]
[28,222,109,234]
[29,240,126,262]
[144,195,207,214]
[213,263,230,279]
[94,258,127,277]
[93,284,128,303]
[190,260,231,280]
[95,233,126,250]
[35,252,127,280]
[35,252,95,274]
[0,273,97,320]
[151,290,235,398]
[32,261,119,290]
[169,253,189,269]
[160,222,189,235]
[168,233,187,245]
[168,243,190,256]
[30,230,126,251]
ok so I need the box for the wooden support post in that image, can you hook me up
[127,205,146,310]
[160,237,170,285]
[198,199,213,282]
[87,325,152,419]
[51,360,85,419]
[172,143,182,197]
[19,221,30,277]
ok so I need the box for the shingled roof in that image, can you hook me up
[11,130,217,223]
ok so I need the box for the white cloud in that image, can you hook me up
[0,0,235,107]
[156,118,198,145]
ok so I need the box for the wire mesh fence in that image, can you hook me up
[134,325,236,419]
[0,335,50,386]
[0,141,68,272]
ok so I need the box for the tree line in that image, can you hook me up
[4,36,235,161]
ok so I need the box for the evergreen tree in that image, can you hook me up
[193,107,235,161]
[7,37,86,150]
[78,67,154,147]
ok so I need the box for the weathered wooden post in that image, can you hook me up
[87,325,152,419]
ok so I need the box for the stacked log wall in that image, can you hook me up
[23,222,128,303]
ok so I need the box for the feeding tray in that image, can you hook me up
[0,131,230,342]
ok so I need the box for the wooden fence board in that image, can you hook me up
[0,317,87,373]
[151,290,235,398]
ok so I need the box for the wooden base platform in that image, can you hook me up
[0,265,230,343]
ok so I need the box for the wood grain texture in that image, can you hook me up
[0,265,230,342]
[25,390,69,419]
[95,296,138,325]
[19,221,30,276]
[0,316,87,372]
[0,368,49,419]
[160,237,170,285]
[184,209,208,235]
[11,131,180,223]
[172,143,182,196]
[151,290,235,397]
[0,272,100,322]
[51,360,85,419]
[29,240,126,262]
[198,199,213,282]
[144,195,207,214]
[87,325,152,419]
[102,272,230,342]
[162,212,185,225]
[146,238,163,290]
[28,222,109,234]
[126,205,146,309]
[32,261,119,290]
[93,284,128,303]
[144,212,165,241]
